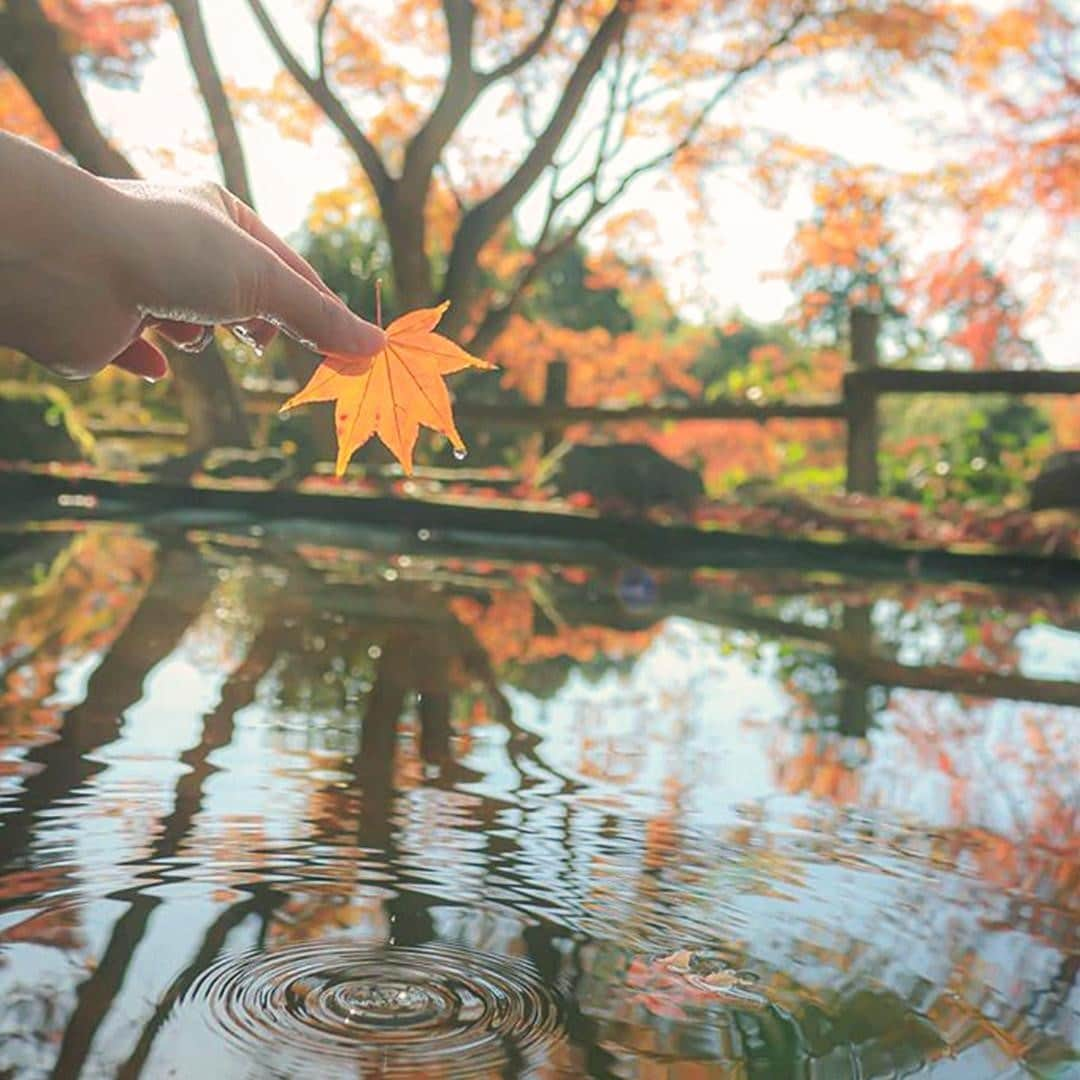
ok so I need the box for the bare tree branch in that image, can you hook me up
[244,0,392,203]
[442,1,631,322]
[170,0,253,204]
[481,0,566,83]
[468,12,811,353]
[315,0,335,82]
[400,0,481,198]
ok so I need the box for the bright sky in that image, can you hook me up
[85,0,1075,365]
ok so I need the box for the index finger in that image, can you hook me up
[245,239,386,357]
[221,189,340,300]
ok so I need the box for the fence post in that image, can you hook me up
[837,605,873,736]
[542,360,569,455]
[844,306,880,495]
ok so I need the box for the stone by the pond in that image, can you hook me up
[201,447,294,484]
[0,381,95,464]
[550,442,704,513]
[1030,450,1080,511]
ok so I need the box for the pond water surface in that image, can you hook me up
[0,514,1077,1078]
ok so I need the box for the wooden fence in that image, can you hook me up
[95,308,1080,493]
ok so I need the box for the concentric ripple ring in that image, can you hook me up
[175,940,566,1077]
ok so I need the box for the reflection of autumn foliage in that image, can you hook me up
[769,692,1079,925]
[0,530,157,743]
[0,902,83,952]
[449,589,658,674]
[775,734,866,804]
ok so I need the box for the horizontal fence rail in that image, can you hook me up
[85,308,1079,497]
[845,368,1080,396]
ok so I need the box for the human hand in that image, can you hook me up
[0,133,385,381]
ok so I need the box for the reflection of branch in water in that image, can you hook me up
[115,889,281,1080]
[2,543,215,869]
[49,895,159,1079]
[154,624,283,857]
[45,611,284,1080]
[664,598,1080,709]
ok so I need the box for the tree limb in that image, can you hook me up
[481,0,566,83]
[170,0,254,204]
[244,0,392,203]
[467,9,809,351]
[442,1,630,323]
[0,0,137,178]
[315,0,335,82]
[400,0,481,199]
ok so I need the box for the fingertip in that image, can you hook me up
[228,319,278,355]
[112,337,170,382]
[252,249,386,358]
[312,293,386,357]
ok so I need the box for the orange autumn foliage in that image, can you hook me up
[0,72,59,147]
[904,252,1034,369]
[489,315,703,407]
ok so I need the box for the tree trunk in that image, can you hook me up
[0,0,250,451]
[170,345,250,451]
[0,1,135,179]
[169,0,254,205]
[384,191,435,311]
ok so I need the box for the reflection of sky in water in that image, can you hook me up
[503,618,1080,837]
[2,534,1079,1078]
[508,619,789,825]
[1018,623,1080,681]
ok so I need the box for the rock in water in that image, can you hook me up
[551,443,703,513]
[1030,450,1080,511]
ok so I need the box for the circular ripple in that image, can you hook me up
[178,941,565,1077]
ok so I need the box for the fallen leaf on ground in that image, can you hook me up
[280,301,494,475]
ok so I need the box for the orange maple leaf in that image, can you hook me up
[279,301,494,476]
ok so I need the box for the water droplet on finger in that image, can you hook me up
[230,324,262,356]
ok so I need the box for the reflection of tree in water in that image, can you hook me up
[0,529,157,748]
[0,534,289,1078]
[1,525,1077,1077]
[698,567,1080,674]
